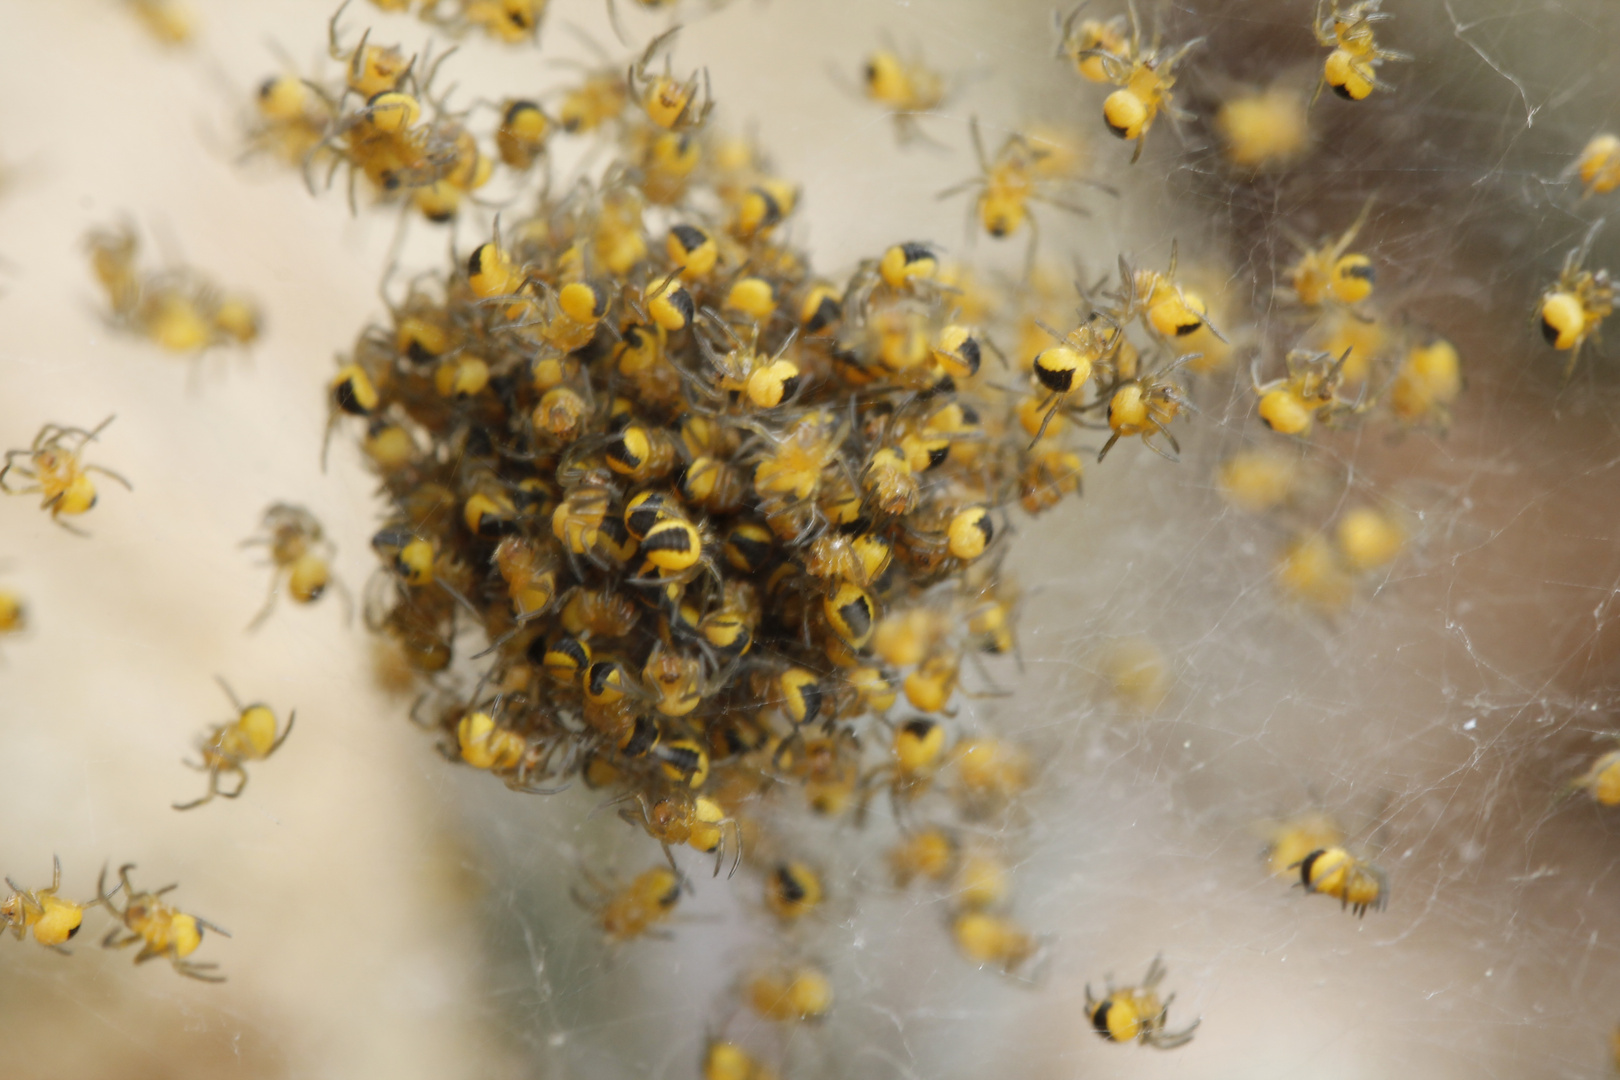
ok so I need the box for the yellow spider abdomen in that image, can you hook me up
[1540,291,1585,349]
[1103,90,1147,141]
[1258,389,1313,435]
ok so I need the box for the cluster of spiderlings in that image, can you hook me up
[334,168,1055,820]
[1227,197,1466,611]
[1249,202,1461,439]
[1061,0,1406,158]
[2,858,228,982]
[285,9,1122,1015]
[250,11,735,228]
[1215,447,1407,616]
[248,7,515,222]
[85,223,261,354]
[1212,197,1459,614]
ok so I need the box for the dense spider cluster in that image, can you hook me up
[316,33,1093,995]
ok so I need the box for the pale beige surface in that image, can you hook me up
[4,2,1620,1079]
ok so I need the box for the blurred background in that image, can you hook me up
[4,0,1620,1077]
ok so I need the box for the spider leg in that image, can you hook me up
[1096,431,1123,462]
[1562,340,1585,383]
[84,464,133,490]
[1177,283,1228,343]
[1027,390,1067,449]
[217,766,249,799]
[1143,422,1181,463]
[969,114,990,173]
[269,710,297,754]
[715,816,743,879]
[246,571,281,632]
[1164,36,1206,70]
[1023,212,1040,281]
[171,768,220,811]
[50,512,92,538]
[174,957,227,983]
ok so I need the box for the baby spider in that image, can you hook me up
[1055,3,1128,84]
[173,677,296,810]
[3,856,97,950]
[860,41,947,146]
[1312,0,1409,103]
[702,1039,778,1080]
[98,863,230,981]
[328,2,413,101]
[1115,243,1225,343]
[323,359,381,469]
[126,0,195,45]
[952,911,1049,980]
[1567,748,1620,808]
[628,27,712,131]
[854,718,949,824]
[1076,1,1203,163]
[1024,313,1123,445]
[937,117,1097,270]
[458,0,545,44]
[573,864,686,944]
[624,789,744,878]
[889,825,960,887]
[85,222,141,318]
[242,502,343,630]
[695,316,804,413]
[1275,533,1354,614]
[1214,85,1310,171]
[764,861,825,922]
[1293,845,1388,915]
[1260,811,1345,879]
[1570,133,1620,199]
[745,963,834,1023]
[554,47,632,135]
[950,736,1032,815]
[1538,219,1614,379]
[0,585,23,643]
[1098,354,1192,462]
[1251,347,1367,436]
[0,417,131,533]
[1085,955,1199,1049]
[1283,199,1377,308]
[1389,336,1462,429]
